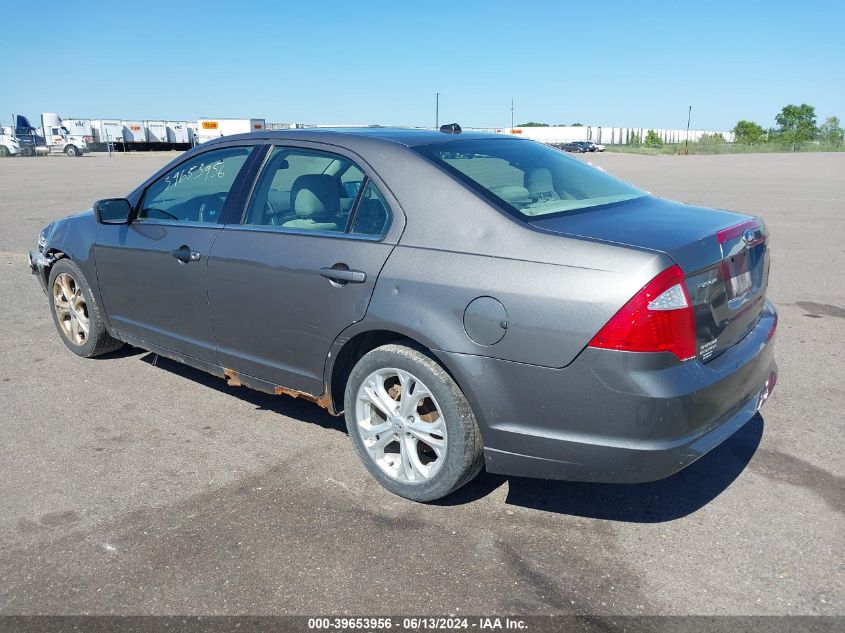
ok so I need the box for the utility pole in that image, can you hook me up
[436,92,442,129]
[510,99,515,131]
[684,105,692,155]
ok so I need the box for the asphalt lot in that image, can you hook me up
[0,151,842,616]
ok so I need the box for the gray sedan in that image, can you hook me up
[29,128,778,501]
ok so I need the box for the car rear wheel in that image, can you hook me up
[48,259,123,357]
[344,344,484,501]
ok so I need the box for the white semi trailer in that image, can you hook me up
[195,118,265,144]
[62,118,94,143]
[90,119,192,151]
[166,121,191,145]
[122,120,145,144]
[91,119,124,146]
[146,120,175,149]
[145,120,168,144]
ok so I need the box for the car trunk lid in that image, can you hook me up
[530,196,770,363]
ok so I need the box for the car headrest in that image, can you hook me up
[291,175,340,219]
[525,168,556,197]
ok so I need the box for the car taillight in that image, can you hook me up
[588,265,696,361]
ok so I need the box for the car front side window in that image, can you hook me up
[137,147,251,224]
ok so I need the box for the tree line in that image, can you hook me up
[733,104,843,146]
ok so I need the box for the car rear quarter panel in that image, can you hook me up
[365,243,666,368]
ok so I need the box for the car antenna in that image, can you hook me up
[439,123,462,134]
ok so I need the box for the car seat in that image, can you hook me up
[282,175,340,231]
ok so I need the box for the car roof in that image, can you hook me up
[205,127,521,149]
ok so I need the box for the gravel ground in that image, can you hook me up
[0,151,841,616]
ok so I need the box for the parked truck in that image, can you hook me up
[7,115,48,156]
[195,118,265,144]
[0,126,21,157]
[32,113,90,156]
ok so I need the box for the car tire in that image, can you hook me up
[0,146,9,158]
[344,343,484,502]
[65,145,79,157]
[48,258,123,358]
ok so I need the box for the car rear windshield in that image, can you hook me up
[414,138,646,218]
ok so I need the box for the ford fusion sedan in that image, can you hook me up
[29,128,777,501]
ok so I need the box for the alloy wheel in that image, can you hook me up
[53,272,89,346]
[355,368,447,484]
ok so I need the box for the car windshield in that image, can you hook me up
[414,138,645,218]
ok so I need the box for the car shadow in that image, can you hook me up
[440,414,765,522]
[136,351,763,522]
[94,344,149,360]
[138,352,346,433]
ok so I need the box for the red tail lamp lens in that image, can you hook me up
[588,265,696,361]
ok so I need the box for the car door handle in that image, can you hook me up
[171,245,201,264]
[319,266,366,284]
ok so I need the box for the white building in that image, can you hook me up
[484,125,734,144]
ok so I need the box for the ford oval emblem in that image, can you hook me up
[742,229,756,245]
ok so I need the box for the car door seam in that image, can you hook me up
[205,226,226,368]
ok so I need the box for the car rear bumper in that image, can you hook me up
[440,299,778,483]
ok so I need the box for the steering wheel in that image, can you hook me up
[198,192,227,223]
[263,196,278,224]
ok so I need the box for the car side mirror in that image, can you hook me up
[94,198,131,224]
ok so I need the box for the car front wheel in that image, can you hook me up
[344,344,484,502]
[48,259,123,357]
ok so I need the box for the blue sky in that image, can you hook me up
[1,0,842,131]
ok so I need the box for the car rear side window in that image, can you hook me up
[137,147,251,224]
[414,139,645,219]
[350,181,391,236]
